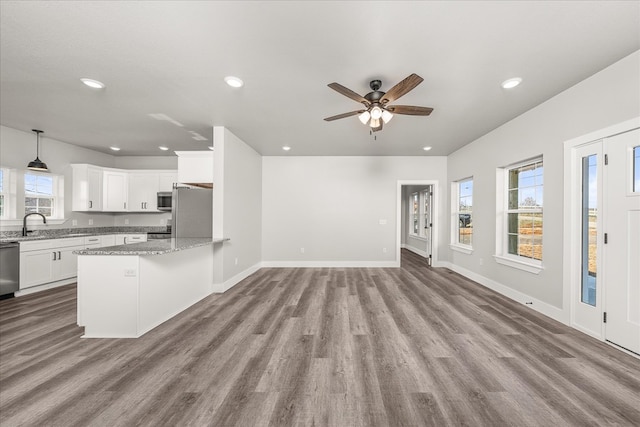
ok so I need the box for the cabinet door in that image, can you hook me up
[52,247,80,281]
[101,235,116,247]
[103,171,128,211]
[128,173,159,211]
[87,167,103,211]
[176,151,213,184]
[20,250,54,289]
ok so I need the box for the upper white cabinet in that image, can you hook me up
[128,173,159,211]
[176,151,213,187]
[103,170,129,212]
[71,165,177,212]
[71,164,103,211]
[158,172,177,192]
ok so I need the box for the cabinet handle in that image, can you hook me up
[144,202,147,209]
[53,252,57,261]
[89,200,93,208]
[124,202,127,210]
[88,238,98,242]
[124,237,128,244]
[58,251,62,260]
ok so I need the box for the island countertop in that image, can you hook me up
[74,237,228,256]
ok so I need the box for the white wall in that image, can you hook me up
[212,127,262,289]
[262,156,447,266]
[445,50,640,313]
[0,125,175,230]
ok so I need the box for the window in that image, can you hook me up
[408,188,432,239]
[410,192,419,235]
[24,172,63,218]
[634,146,640,192]
[0,169,5,218]
[495,158,544,273]
[452,178,473,249]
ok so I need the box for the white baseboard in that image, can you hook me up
[440,261,569,325]
[15,278,76,297]
[211,262,262,293]
[402,245,429,259]
[261,260,399,268]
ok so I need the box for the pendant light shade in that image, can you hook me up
[27,129,49,172]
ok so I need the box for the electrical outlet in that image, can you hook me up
[124,219,129,225]
[124,269,137,277]
[479,258,484,265]
[160,219,165,225]
[300,247,305,254]
[72,219,78,226]
[379,219,387,225]
[382,248,387,253]
[234,257,238,265]
[88,219,93,225]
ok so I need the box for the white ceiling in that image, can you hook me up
[1,1,638,157]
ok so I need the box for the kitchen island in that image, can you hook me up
[76,238,226,338]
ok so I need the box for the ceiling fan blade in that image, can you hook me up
[380,73,424,104]
[324,110,366,121]
[387,105,434,116]
[328,83,369,105]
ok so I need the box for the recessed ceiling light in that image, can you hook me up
[282,146,291,151]
[158,146,169,151]
[423,146,432,151]
[80,78,105,89]
[224,76,244,88]
[501,77,522,89]
[109,146,121,151]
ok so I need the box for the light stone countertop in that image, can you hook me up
[74,238,228,256]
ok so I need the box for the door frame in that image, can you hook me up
[397,180,440,267]
[563,117,640,340]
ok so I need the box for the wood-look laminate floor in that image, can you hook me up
[1,250,639,427]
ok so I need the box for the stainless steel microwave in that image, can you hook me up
[157,191,172,211]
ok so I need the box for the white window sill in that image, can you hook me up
[493,254,544,274]
[0,218,67,226]
[450,244,473,254]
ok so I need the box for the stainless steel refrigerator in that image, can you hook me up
[171,187,213,238]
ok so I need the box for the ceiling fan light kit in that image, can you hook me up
[324,73,433,132]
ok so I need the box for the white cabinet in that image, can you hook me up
[115,234,147,245]
[103,171,128,212]
[128,173,159,211]
[176,151,213,186]
[158,172,177,192]
[71,164,103,211]
[19,237,85,289]
[71,164,177,212]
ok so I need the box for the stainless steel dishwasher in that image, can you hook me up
[0,241,20,298]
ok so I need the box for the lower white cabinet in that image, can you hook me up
[19,237,85,289]
[19,234,123,290]
[115,234,147,245]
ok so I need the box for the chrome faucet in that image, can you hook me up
[22,212,47,237]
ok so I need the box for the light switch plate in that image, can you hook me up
[124,269,137,277]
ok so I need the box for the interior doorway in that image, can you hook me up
[397,181,438,267]
[566,122,640,355]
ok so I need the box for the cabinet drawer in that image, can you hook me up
[20,240,54,252]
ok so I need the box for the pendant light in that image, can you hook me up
[27,129,49,172]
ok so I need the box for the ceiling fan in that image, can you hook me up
[324,73,433,132]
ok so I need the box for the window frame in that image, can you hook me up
[494,157,544,274]
[450,177,474,254]
[0,168,65,224]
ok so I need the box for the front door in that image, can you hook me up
[603,128,640,354]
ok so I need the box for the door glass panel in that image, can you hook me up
[633,146,640,193]
[581,155,597,306]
